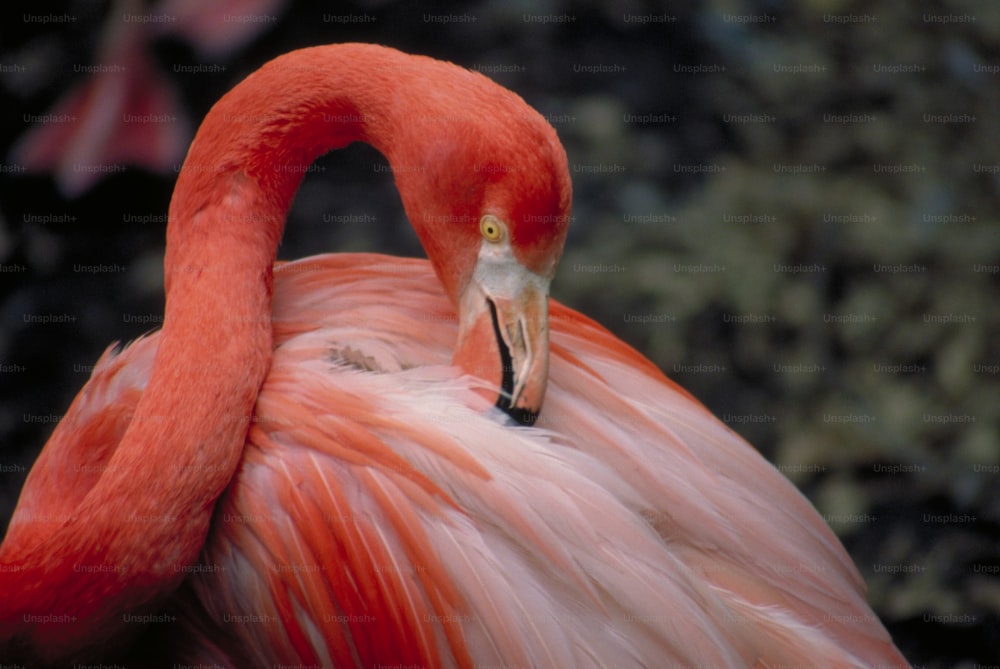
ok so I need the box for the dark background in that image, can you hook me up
[1,1,998,666]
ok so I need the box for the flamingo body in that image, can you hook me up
[6,255,907,667]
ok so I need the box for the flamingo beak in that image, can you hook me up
[453,258,551,425]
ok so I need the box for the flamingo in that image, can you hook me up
[0,43,909,667]
[11,0,287,196]
[11,0,190,197]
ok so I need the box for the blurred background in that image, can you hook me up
[1,0,997,665]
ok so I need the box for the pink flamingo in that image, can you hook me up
[0,43,909,667]
[11,0,287,196]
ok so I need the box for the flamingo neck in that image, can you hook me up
[0,43,466,662]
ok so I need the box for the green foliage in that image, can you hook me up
[552,2,999,662]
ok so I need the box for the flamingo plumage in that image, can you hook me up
[0,44,908,667]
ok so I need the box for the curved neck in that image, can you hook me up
[0,43,466,662]
[168,45,400,256]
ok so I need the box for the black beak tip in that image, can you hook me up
[498,402,540,427]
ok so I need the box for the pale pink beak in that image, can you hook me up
[453,273,550,425]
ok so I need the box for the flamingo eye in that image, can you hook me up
[479,215,506,243]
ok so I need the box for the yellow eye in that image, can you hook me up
[479,215,505,243]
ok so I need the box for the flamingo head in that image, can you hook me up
[390,82,572,424]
